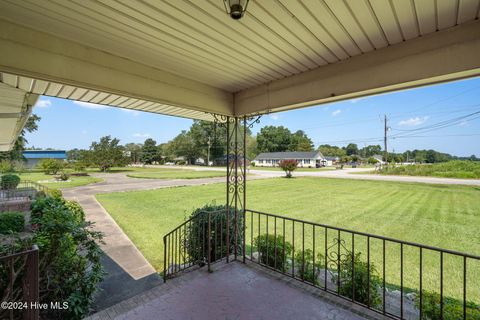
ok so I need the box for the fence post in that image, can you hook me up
[208,211,211,272]
[25,245,39,320]
[163,236,167,283]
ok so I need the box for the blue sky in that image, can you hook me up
[27,77,480,157]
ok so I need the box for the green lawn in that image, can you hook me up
[17,171,102,189]
[126,168,225,179]
[97,177,480,302]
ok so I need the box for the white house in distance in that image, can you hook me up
[252,151,329,168]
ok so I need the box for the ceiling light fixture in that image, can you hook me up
[223,0,250,20]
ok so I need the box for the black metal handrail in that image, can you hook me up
[0,245,39,320]
[244,209,480,320]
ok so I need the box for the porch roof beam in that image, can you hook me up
[234,20,480,116]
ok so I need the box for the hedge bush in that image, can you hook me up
[295,248,324,285]
[185,204,241,266]
[0,212,25,234]
[416,291,480,320]
[254,234,292,272]
[0,174,21,189]
[332,252,382,308]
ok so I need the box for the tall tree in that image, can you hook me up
[344,143,359,156]
[360,145,382,157]
[84,136,128,171]
[171,130,201,164]
[257,126,292,153]
[318,144,346,157]
[140,138,159,164]
[124,143,143,164]
[0,114,41,161]
[290,130,314,151]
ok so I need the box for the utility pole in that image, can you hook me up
[384,115,388,164]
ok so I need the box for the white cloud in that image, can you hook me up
[459,120,469,127]
[73,101,109,109]
[133,133,150,138]
[270,114,280,120]
[36,99,52,108]
[121,109,140,116]
[398,116,429,126]
[349,97,364,104]
[331,109,341,116]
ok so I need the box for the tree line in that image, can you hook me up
[1,115,477,171]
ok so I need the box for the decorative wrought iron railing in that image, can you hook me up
[0,245,39,320]
[163,208,480,319]
[0,180,49,202]
[244,209,480,320]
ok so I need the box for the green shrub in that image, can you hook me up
[48,188,63,199]
[332,252,382,308]
[0,174,21,189]
[65,200,85,223]
[0,212,25,234]
[185,204,242,266]
[38,158,64,175]
[0,160,14,174]
[73,161,87,173]
[8,196,104,319]
[254,234,292,272]
[416,291,480,320]
[295,248,324,285]
[57,172,70,181]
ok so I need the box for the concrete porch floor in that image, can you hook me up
[86,261,386,320]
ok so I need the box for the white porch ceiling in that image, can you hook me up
[0,0,479,152]
[1,0,478,93]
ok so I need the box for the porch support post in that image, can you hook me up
[224,116,248,261]
[218,114,260,263]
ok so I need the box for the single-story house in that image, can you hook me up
[22,150,67,168]
[324,156,340,167]
[253,151,327,168]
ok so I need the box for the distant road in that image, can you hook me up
[147,165,480,186]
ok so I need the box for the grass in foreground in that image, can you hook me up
[127,168,225,179]
[17,171,102,189]
[377,160,480,179]
[97,177,480,302]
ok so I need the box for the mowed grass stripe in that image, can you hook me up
[96,177,480,301]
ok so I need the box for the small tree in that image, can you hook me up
[279,159,298,178]
[38,158,64,175]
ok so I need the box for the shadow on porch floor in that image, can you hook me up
[86,260,387,320]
